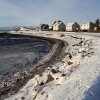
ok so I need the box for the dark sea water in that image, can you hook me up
[0,33,52,80]
[0,33,53,99]
[0,30,10,33]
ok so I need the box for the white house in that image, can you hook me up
[80,22,95,32]
[66,22,80,32]
[53,21,66,31]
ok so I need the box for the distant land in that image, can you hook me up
[0,26,36,33]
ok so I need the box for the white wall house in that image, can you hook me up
[80,22,95,32]
[66,22,80,32]
[53,21,66,31]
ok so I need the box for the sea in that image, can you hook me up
[0,30,10,33]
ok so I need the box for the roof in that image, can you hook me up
[53,21,65,26]
[81,22,95,25]
[67,22,78,26]
[67,23,74,26]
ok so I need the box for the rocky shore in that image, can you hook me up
[6,31,100,100]
[0,33,66,100]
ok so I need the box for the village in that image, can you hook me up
[37,19,100,33]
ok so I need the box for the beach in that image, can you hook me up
[5,31,100,100]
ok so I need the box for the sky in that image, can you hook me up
[0,0,100,26]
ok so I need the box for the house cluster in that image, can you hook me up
[37,19,100,32]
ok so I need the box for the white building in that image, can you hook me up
[53,21,66,31]
[80,22,95,32]
[66,22,80,32]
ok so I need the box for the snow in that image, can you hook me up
[6,31,100,100]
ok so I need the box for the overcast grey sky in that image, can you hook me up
[0,0,100,26]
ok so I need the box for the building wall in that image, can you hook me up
[80,23,90,31]
[53,24,65,31]
[59,24,65,31]
[66,23,80,32]
[80,22,95,32]
[66,25,73,31]
[53,25,58,31]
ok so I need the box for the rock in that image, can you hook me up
[40,82,44,86]
[14,72,20,77]
[60,34,65,37]
[56,78,59,80]
[45,73,54,83]
[41,91,45,95]
[61,74,66,77]
[39,73,43,77]
[79,41,83,44]
[3,72,9,76]
[67,61,73,65]
[69,53,72,59]
[21,96,25,100]
[51,69,59,74]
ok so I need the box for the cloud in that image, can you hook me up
[0,0,100,26]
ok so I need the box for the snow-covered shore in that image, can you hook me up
[6,31,100,100]
[0,33,65,100]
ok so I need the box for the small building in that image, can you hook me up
[94,26,100,32]
[80,22,95,32]
[94,19,100,32]
[66,22,80,32]
[53,20,66,31]
[38,24,49,31]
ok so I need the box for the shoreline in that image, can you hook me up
[4,31,100,100]
[0,32,67,99]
